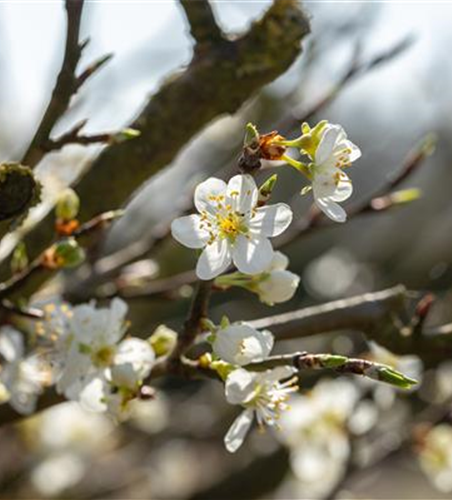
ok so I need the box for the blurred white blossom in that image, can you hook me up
[418,424,452,492]
[0,326,51,415]
[31,451,85,497]
[279,379,360,498]
[53,299,155,417]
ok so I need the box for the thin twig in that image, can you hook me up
[42,120,113,153]
[167,279,213,371]
[22,0,86,167]
[246,351,417,388]
[0,211,123,302]
[278,36,414,132]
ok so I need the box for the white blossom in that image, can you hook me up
[56,298,129,398]
[212,323,274,366]
[255,251,300,305]
[171,174,293,280]
[278,378,360,497]
[55,299,155,417]
[310,124,361,223]
[0,327,51,415]
[418,424,452,492]
[110,337,155,390]
[224,367,298,453]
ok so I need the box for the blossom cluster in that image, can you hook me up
[0,299,155,421]
[168,120,362,451]
[0,119,417,460]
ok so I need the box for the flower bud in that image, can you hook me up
[149,325,177,357]
[256,269,300,306]
[51,238,85,269]
[55,188,80,221]
[212,323,274,366]
[258,174,278,205]
[113,128,141,143]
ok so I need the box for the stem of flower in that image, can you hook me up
[281,154,311,179]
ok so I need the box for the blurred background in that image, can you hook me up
[0,1,452,498]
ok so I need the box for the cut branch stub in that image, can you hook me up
[0,163,40,237]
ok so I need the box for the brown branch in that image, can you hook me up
[40,119,112,153]
[179,0,224,47]
[167,279,213,371]
[0,211,123,303]
[76,53,113,88]
[0,300,44,320]
[278,35,414,131]
[245,351,417,388]
[22,0,86,167]
[248,285,452,367]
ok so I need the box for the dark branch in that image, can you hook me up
[22,0,86,167]
[0,211,123,303]
[167,279,213,370]
[179,0,223,47]
[248,286,452,367]
[42,120,114,153]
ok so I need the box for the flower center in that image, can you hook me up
[92,345,116,368]
[217,211,246,241]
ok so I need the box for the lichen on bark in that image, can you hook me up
[0,163,41,240]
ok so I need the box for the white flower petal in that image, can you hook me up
[225,368,256,405]
[112,338,155,388]
[107,298,128,343]
[78,376,109,413]
[315,198,347,223]
[213,324,274,366]
[226,175,258,214]
[0,327,24,362]
[171,214,209,249]
[249,203,293,237]
[257,269,300,305]
[262,365,297,383]
[344,140,362,162]
[315,125,342,165]
[56,348,91,397]
[194,177,227,215]
[232,235,273,275]
[312,170,338,200]
[330,173,353,202]
[224,408,254,453]
[70,304,107,344]
[196,239,232,280]
[269,251,289,271]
